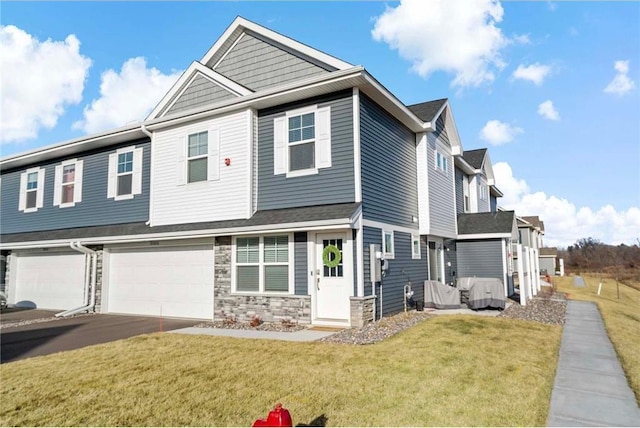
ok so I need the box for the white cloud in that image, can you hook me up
[372,0,508,88]
[604,60,635,95]
[73,57,181,134]
[479,120,523,145]
[538,100,560,121]
[0,25,91,144]
[494,162,640,247]
[512,63,552,85]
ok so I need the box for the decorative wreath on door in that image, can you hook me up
[322,245,342,268]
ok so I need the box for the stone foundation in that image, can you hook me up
[92,248,104,313]
[350,295,376,327]
[214,236,312,324]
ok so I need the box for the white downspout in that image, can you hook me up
[55,242,97,317]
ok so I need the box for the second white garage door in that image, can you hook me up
[107,245,214,320]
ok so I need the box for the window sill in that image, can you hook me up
[286,168,318,178]
[58,202,76,208]
[114,194,134,201]
[21,207,39,213]
[382,253,395,260]
[231,291,296,297]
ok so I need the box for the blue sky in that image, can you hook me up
[1,1,639,246]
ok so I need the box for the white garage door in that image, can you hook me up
[13,251,86,310]
[107,245,214,320]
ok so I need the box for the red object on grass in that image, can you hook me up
[252,403,293,427]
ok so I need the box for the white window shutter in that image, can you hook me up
[176,136,186,186]
[107,153,117,198]
[273,116,286,175]
[74,160,84,203]
[132,148,143,195]
[208,127,220,181]
[36,169,45,209]
[18,172,27,211]
[53,165,62,206]
[316,106,332,169]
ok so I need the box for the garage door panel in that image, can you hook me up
[14,252,86,310]
[108,246,214,320]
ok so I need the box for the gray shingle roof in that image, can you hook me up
[522,216,542,229]
[463,149,487,169]
[457,211,516,235]
[407,98,447,122]
[0,203,361,244]
[539,247,557,256]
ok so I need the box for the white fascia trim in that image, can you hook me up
[352,88,362,203]
[440,104,463,156]
[0,219,357,250]
[201,17,353,71]
[145,67,365,132]
[457,233,511,240]
[147,62,252,120]
[362,219,419,236]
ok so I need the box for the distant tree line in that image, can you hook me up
[558,237,640,283]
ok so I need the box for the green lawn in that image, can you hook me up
[554,275,640,405]
[0,315,560,426]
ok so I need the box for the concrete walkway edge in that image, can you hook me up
[547,300,640,426]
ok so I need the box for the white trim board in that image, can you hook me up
[362,219,419,236]
[457,233,511,240]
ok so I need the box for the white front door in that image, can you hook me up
[314,233,351,324]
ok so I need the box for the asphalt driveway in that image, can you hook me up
[0,309,198,363]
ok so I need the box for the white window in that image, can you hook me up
[436,150,448,173]
[462,175,470,212]
[479,180,487,201]
[19,167,45,213]
[108,146,143,200]
[176,128,220,186]
[54,159,83,207]
[412,234,421,259]
[233,235,293,294]
[273,105,331,177]
[382,230,395,259]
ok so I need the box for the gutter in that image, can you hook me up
[55,242,97,317]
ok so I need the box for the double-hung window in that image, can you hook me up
[234,235,292,294]
[187,131,208,183]
[382,230,395,259]
[462,175,470,212]
[108,146,143,200]
[479,180,487,201]
[411,234,421,259]
[54,159,83,207]
[19,167,45,213]
[273,105,331,177]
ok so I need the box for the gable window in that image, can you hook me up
[273,105,331,177]
[108,146,144,200]
[19,167,45,213]
[188,131,208,183]
[233,235,292,294]
[479,181,487,201]
[54,159,83,207]
[382,230,395,259]
[436,150,448,173]
[412,235,421,259]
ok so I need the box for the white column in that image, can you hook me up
[516,244,526,305]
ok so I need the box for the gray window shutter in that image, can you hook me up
[18,172,27,211]
[176,137,186,186]
[74,160,84,203]
[316,106,331,169]
[53,165,63,206]
[36,169,45,209]
[107,153,118,198]
[132,148,143,195]
[208,127,220,181]
[273,116,286,175]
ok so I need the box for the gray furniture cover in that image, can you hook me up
[424,280,461,309]
[465,278,506,310]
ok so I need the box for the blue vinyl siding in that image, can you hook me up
[490,194,498,212]
[162,74,237,117]
[455,167,464,214]
[456,239,504,281]
[294,232,308,295]
[1,140,150,234]
[257,91,355,210]
[427,115,457,237]
[360,95,418,228]
[362,226,427,317]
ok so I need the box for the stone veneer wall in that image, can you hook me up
[92,248,103,312]
[214,236,312,324]
[350,296,376,327]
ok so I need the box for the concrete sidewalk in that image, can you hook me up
[547,301,640,426]
[170,327,336,342]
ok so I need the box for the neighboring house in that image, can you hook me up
[1,16,444,327]
[518,216,544,249]
[456,211,518,296]
[539,247,558,276]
